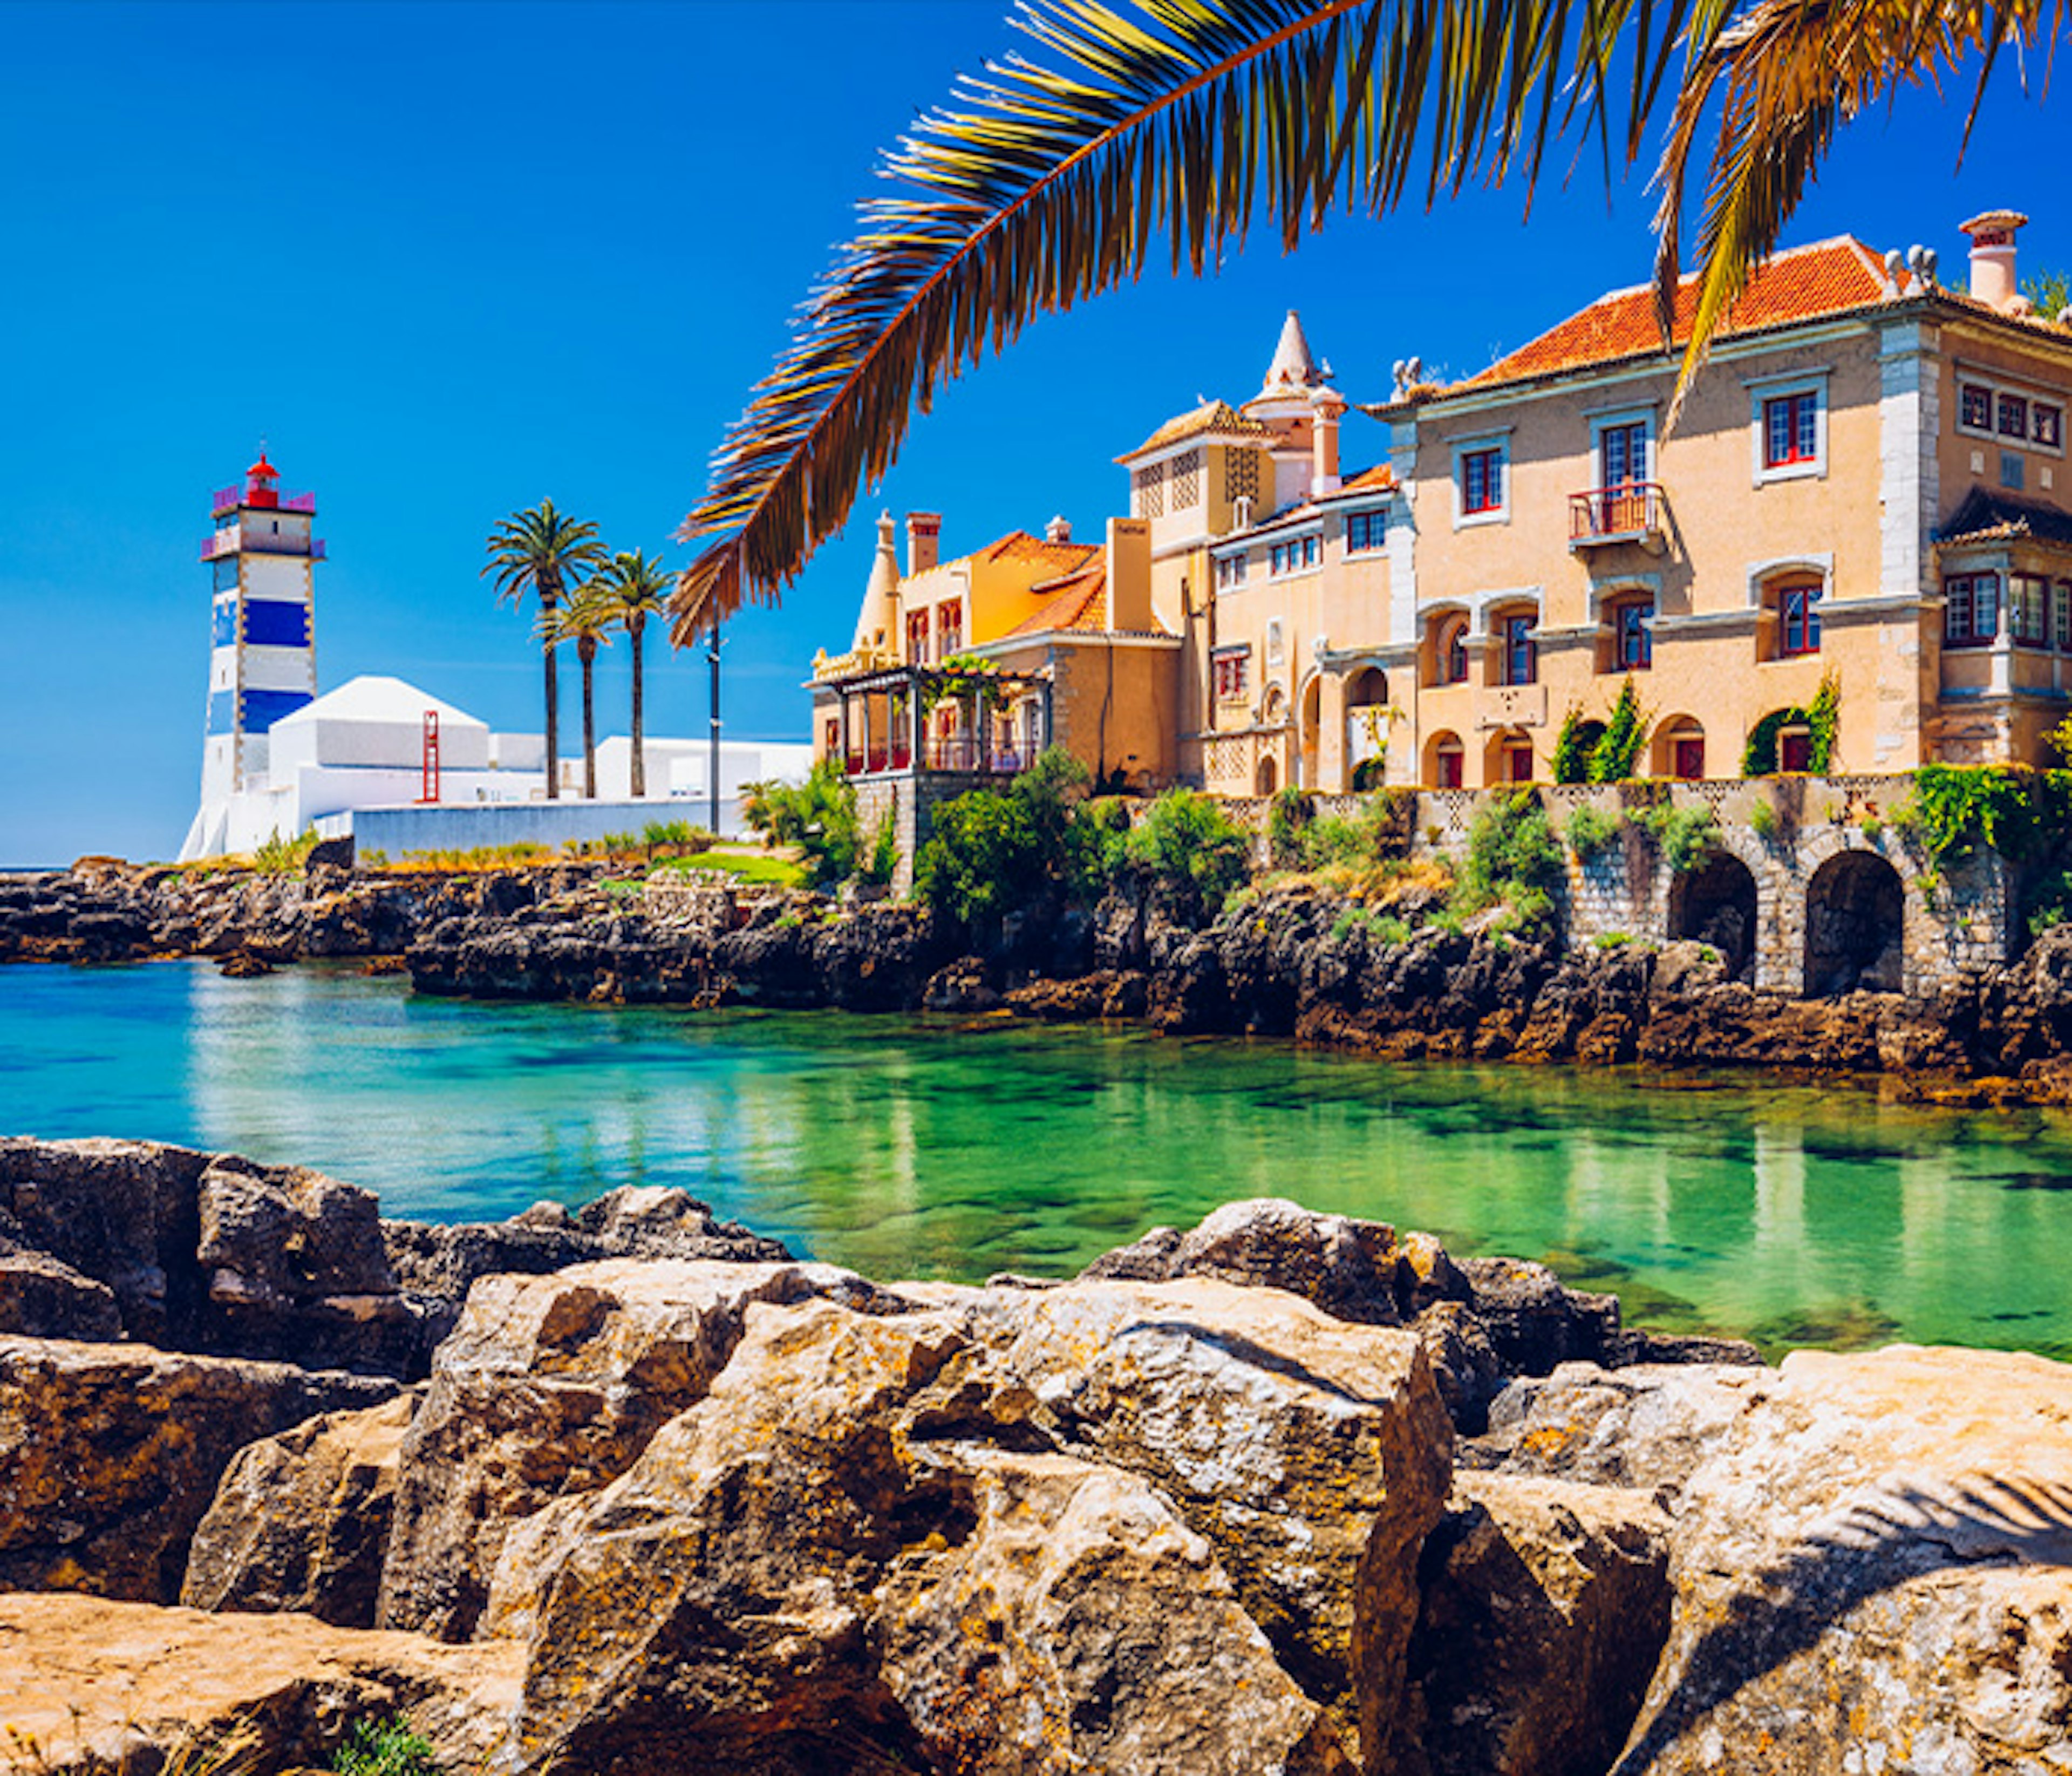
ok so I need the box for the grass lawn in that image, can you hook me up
[650,849,809,890]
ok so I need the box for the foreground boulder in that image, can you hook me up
[1614,1345,2072,1774]
[0,1591,519,1772]
[1409,1473,1673,1776]
[378,1258,907,1641]
[181,1391,419,1627]
[0,1338,394,1603]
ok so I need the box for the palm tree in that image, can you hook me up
[672,0,2042,638]
[541,587,616,799]
[588,550,673,798]
[483,500,605,800]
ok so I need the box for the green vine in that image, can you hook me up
[1742,675,1839,777]
[1587,679,1649,783]
[918,652,1001,717]
[1551,710,1602,785]
[1892,764,2072,863]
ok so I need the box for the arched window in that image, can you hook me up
[1432,615,1469,685]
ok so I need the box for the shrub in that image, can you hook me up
[1748,800,1780,843]
[1266,786,1315,869]
[742,760,860,888]
[1299,792,1411,872]
[1351,755,1387,792]
[1592,930,1633,949]
[1454,791,1563,931]
[1587,679,1649,783]
[1631,802,1721,873]
[641,818,714,859]
[1893,764,2072,865]
[914,747,1104,921]
[331,1714,440,1776]
[1126,788,1251,920]
[1551,711,1606,785]
[1743,678,1839,777]
[253,828,318,876]
[1564,804,1620,860]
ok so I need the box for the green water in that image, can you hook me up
[4,959,2070,1356]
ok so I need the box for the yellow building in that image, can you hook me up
[1127,212,2072,793]
[810,509,1181,788]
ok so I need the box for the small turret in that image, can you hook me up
[854,511,902,655]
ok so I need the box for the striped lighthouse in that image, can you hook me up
[181,454,324,859]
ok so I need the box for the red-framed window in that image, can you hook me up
[1999,392,2030,440]
[1345,509,1386,555]
[937,600,963,656]
[1611,597,1653,670]
[2012,574,2051,647]
[1944,573,2000,647]
[1434,740,1464,789]
[1763,392,1819,467]
[1961,383,1994,432]
[1777,583,1822,658]
[906,610,930,665]
[1461,448,1503,515]
[1212,651,1248,700]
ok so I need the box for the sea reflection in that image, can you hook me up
[0,958,2066,1357]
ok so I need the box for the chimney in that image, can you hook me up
[905,511,942,577]
[1045,514,1072,545]
[1961,210,2029,315]
[1105,517,1153,634]
[1310,385,1347,498]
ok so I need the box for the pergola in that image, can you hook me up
[820,661,1053,777]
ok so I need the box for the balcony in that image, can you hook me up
[211,486,317,519]
[1569,482,1665,550]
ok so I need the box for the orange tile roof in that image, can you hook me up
[1335,464,1395,494]
[1454,237,1890,393]
[1121,399,1274,461]
[999,565,1178,641]
[978,532,1102,575]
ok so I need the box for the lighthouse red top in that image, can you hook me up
[244,453,280,509]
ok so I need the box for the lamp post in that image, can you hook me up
[707,617,721,834]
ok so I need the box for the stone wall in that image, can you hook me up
[854,770,1004,895]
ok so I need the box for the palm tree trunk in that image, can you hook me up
[542,582,561,800]
[580,641,598,800]
[630,618,646,798]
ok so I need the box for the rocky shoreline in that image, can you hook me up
[13,859,2072,1101]
[0,1134,2067,1773]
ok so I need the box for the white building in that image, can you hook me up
[179,457,810,860]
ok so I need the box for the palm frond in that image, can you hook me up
[672,0,1695,643]
[1652,0,2057,424]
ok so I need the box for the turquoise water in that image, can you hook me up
[4,959,2071,1356]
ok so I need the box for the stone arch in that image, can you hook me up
[1804,848,1905,997]
[1262,683,1289,729]
[1298,672,1323,790]
[1424,729,1466,789]
[1669,849,1759,979]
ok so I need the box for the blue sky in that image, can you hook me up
[0,1,2061,865]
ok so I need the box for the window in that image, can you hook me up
[1215,553,1247,591]
[1435,617,1469,685]
[1999,392,2030,439]
[2057,581,2072,652]
[1960,377,2066,454]
[906,611,930,665]
[1269,534,1320,576]
[1504,742,1535,784]
[1779,727,1814,773]
[1170,448,1201,508]
[1266,620,1285,666]
[2002,453,2027,492]
[1764,393,1819,468]
[1777,583,1822,658]
[1213,650,1249,700]
[1672,732,1705,780]
[2037,404,2063,449]
[937,600,963,655]
[210,556,238,594]
[1944,573,2000,647]
[1434,739,1465,789]
[1611,597,1653,670]
[1600,421,1647,489]
[1346,509,1386,554]
[1961,383,1994,431]
[1461,447,1503,516]
[1223,448,1259,505]
[2013,574,2051,646]
[1501,614,1536,686]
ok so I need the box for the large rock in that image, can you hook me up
[876,1446,1355,1775]
[494,1296,1360,1775]
[181,1391,419,1627]
[1409,1473,1672,1776]
[971,1276,1453,1766]
[1468,1360,1776,1494]
[0,1247,122,1342]
[0,1137,213,1344]
[0,1591,519,1772]
[377,1258,904,1641]
[0,1337,395,1602]
[1613,1345,2072,1774]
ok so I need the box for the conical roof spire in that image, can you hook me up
[853,511,901,653]
[1263,309,1321,392]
